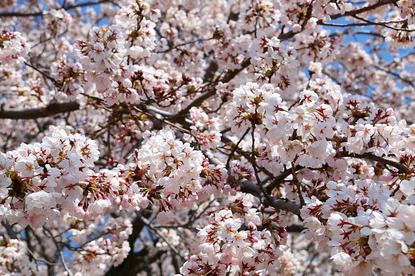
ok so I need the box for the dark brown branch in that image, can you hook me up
[0,102,80,120]
[337,152,409,173]
[267,198,301,216]
[226,128,251,169]
[319,21,390,28]
[266,165,303,194]
[329,0,398,20]
[203,61,219,83]
[265,151,408,194]
[174,58,251,119]
[240,181,301,216]
[286,224,305,233]
[280,1,314,40]
[0,0,112,17]
[372,64,415,88]
[351,14,415,32]
[221,135,275,179]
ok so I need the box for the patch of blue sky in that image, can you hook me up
[321,16,415,100]
[323,16,414,62]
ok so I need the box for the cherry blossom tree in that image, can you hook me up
[1,0,415,275]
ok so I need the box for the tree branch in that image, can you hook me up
[0,102,80,120]
[329,0,398,20]
[267,197,301,216]
[240,181,301,216]
[266,165,303,194]
[337,152,409,173]
[0,0,112,17]
[174,58,251,119]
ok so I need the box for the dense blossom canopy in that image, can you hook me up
[1,0,415,275]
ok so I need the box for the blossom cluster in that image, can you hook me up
[0,126,99,227]
[0,31,29,66]
[182,195,283,275]
[0,238,38,275]
[223,73,415,274]
[134,129,227,223]
[2,0,415,275]
[188,107,222,150]
[301,177,415,275]
[75,1,158,105]
[69,216,133,275]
